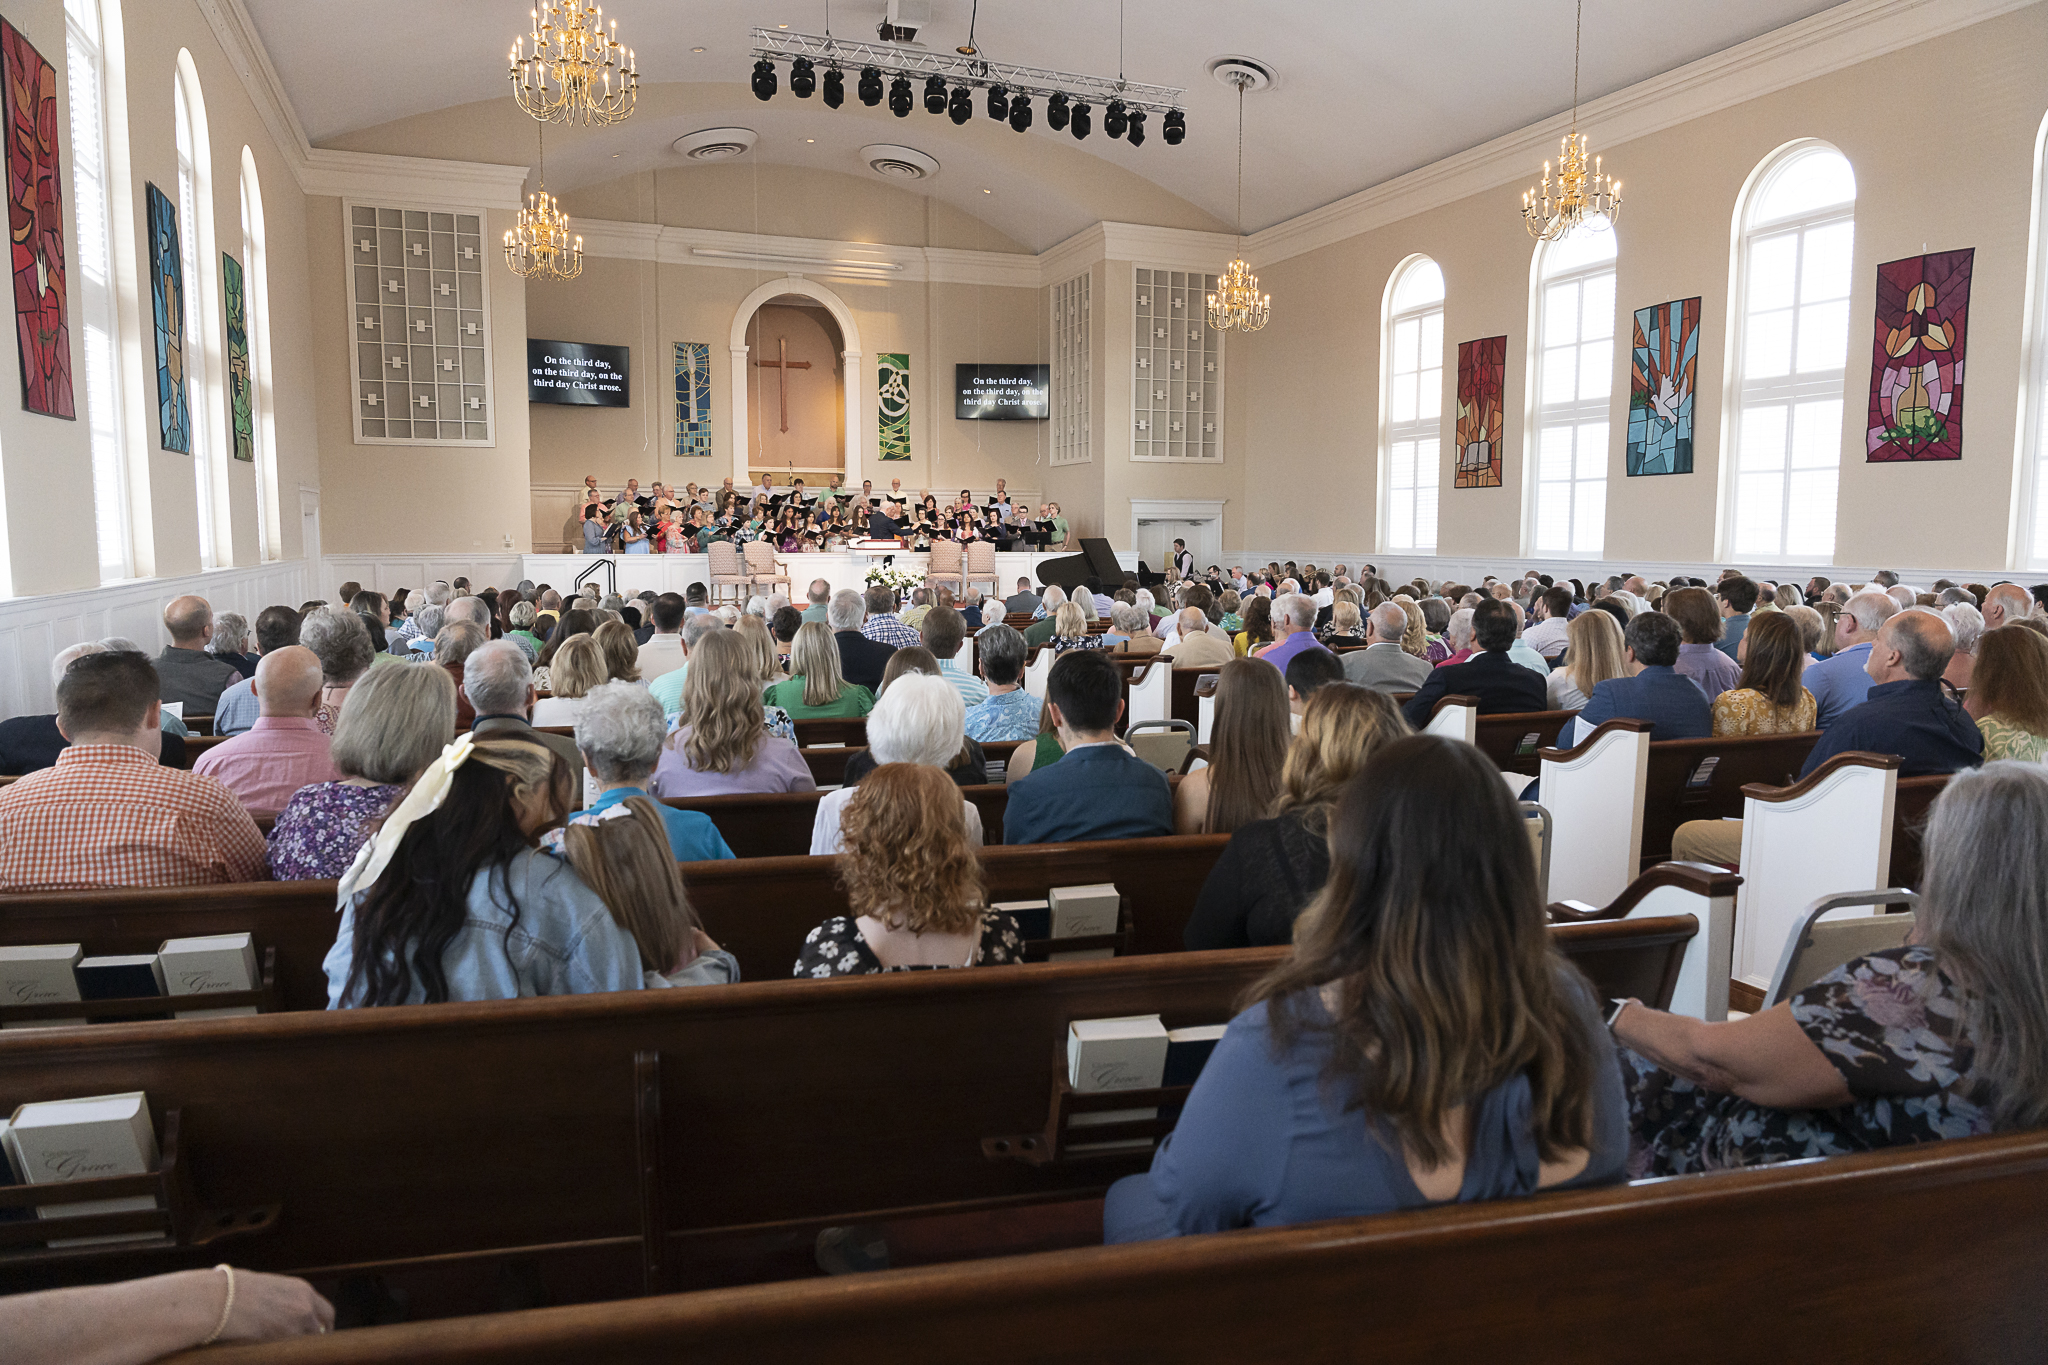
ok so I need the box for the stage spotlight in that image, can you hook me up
[948,84,974,124]
[1104,99,1127,139]
[789,56,815,98]
[1069,101,1092,139]
[1163,109,1184,145]
[986,84,1009,120]
[857,66,883,105]
[1008,95,1032,132]
[1046,92,1070,131]
[751,59,777,101]
[1126,109,1146,147]
[822,67,845,107]
[924,74,948,114]
[888,75,913,117]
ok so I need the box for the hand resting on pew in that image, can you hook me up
[0,1265,333,1365]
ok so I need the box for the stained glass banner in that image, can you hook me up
[145,182,189,453]
[1454,336,1505,489]
[878,352,910,461]
[4,20,71,419]
[1627,297,1699,476]
[224,253,253,461]
[1867,248,1972,462]
[674,341,711,457]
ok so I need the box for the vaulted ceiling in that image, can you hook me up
[245,0,1848,251]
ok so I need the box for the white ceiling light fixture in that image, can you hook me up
[861,143,939,181]
[673,127,759,161]
[1205,55,1275,92]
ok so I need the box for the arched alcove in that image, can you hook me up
[728,276,864,489]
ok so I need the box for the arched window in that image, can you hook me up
[240,149,278,561]
[1529,228,1617,556]
[174,57,226,567]
[1380,256,1444,553]
[65,0,129,581]
[1726,142,1856,560]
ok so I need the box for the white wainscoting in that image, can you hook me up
[322,556,529,600]
[0,558,313,719]
[1235,550,2017,590]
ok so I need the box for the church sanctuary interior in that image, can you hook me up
[4,0,2048,1358]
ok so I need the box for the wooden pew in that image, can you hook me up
[1168,664,1225,726]
[1473,708,1576,777]
[0,917,1694,1310]
[1886,773,1950,890]
[170,1128,2048,1363]
[1635,730,1819,864]
[790,718,868,748]
[662,785,1010,859]
[1550,861,1741,1020]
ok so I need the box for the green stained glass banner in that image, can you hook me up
[878,352,910,461]
[224,253,253,462]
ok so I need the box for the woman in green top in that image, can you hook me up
[1965,625,2048,762]
[765,622,876,719]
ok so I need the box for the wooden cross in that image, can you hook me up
[752,336,812,433]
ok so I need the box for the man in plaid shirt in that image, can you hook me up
[0,653,267,891]
[859,585,922,650]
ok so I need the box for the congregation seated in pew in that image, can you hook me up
[1002,651,1173,846]
[1961,624,2048,761]
[1618,762,2048,1173]
[812,673,983,854]
[1174,658,1290,836]
[797,763,1025,977]
[191,645,339,811]
[268,662,456,880]
[651,632,816,798]
[767,620,876,719]
[1185,684,1409,950]
[573,681,733,863]
[1710,611,1817,736]
[1108,735,1627,1242]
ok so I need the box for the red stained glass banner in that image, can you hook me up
[1866,248,1971,463]
[2,19,70,420]
[1455,335,1506,489]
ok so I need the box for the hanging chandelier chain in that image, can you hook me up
[1207,71,1269,333]
[1572,0,1581,127]
[1520,0,1621,242]
[1234,78,1244,241]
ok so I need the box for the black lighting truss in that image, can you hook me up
[749,28,1186,131]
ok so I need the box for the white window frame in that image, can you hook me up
[1722,140,1858,564]
[2016,113,2048,570]
[66,0,130,583]
[240,150,280,561]
[1378,255,1444,553]
[174,56,227,568]
[1526,232,1618,558]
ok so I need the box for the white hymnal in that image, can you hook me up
[0,944,85,1029]
[6,1092,162,1247]
[1067,1014,1169,1094]
[159,934,259,1019]
[1049,884,1120,939]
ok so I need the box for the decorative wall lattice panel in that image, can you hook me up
[1052,273,1090,466]
[1132,269,1220,462]
[346,204,493,445]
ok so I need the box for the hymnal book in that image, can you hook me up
[1067,1014,1169,1094]
[158,934,258,1019]
[992,899,1050,940]
[0,944,86,1029]
[1049,884,1120,939]
[76,955,169,1023]
[7,1092,163,1247]
[1163,1024,1229,1088]
[0,1118,24,1223]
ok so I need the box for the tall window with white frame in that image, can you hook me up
[2021,116,2048,568]
[174,69,218,568]
[1381,257,1444,553]
[239,155,277,560]
[1727,143,1856,561]
[1530,230,1617,557]
[65,0,130,581]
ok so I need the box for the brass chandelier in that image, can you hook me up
[510,0,638,126]
[1206,72,1269,334]
[1522,0,1621,241]
[504,126,583,281]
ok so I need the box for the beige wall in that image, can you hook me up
[744,304,845,476]
[0,0,317,595]
[1221,6,2048,571]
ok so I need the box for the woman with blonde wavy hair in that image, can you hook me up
[531,635,606,727]
[1184,683,1410,950]
[796,763,1024,976]
[1548,608,1626,711]
[767,620,875,718]
[650,630,817,797]
[731,612,784,687]
[594,618,642,683]
[1394,596,1428,658]
[1107,734,1623,1241]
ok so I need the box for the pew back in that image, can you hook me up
[663,786,1011,859]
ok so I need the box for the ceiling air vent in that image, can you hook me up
[861,143,939,181]
[673,127,758,161]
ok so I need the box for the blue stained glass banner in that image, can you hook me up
[675,341,711,458]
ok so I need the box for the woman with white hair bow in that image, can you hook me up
[809,672,984,854]
[323,734,642,1007]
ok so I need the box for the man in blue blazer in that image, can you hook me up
[1002,651,1173,846]
[1401,598,1547,729]
[1569,611,1713,747]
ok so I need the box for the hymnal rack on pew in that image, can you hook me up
[0,943,277,1027]
[985,1015,1227,1165]
[997,884,1133,962]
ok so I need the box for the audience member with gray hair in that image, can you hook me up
[830,587,898,692]
[267,662,457,880]
[209,613,257,679]
[810,672,983,854]
[443,596,492,631]
[460,638,580,770]
[300,607,376,734]
[1252,593,1331,675]
[964,623,1039,742]
[1942,602,1986,689]
[1798,609,1980,778]
[1804,589,1900,728]
[406,603,446,655]
[1982,582,2034,632]
[1344,603,1432,694]
[1169,606,1236,666]
[569,680,734,862]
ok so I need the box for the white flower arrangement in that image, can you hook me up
[863,564,924,595]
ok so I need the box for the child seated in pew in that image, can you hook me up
[325,736,644,1006]
[1105,735,1627,1242]
[796,764,1024,977]
[2,1264,332,1362]
[1616,762,2048,1175]
[547,795,739,988]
